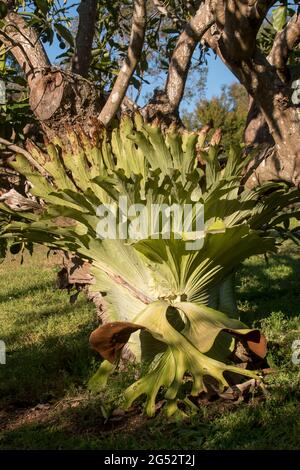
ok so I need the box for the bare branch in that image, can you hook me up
[72,0,98,77]
[269,13,300,82]
[0,188,43,212]
[0,28,35,76]
[151,0,183,27]
[121,95,139,113]
[98,0,146,126]
[165,2,214,112]
[152,0,201,21]
[152,0,173,17]
[0,137,48,176]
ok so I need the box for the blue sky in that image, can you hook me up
[205,55,236,99]
[47,39,236,110]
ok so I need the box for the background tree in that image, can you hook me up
[183,83,248,153]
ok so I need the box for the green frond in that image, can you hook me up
[1,115,299,415]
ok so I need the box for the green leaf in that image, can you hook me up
[162,28,178,34]
[88,360,116,393]
[0,1,8,20]
[272,6,287,32]
[123,301,259,416]
[131,76,141,90]
[1,116,299,417]
[35,0,49,15]
[54,22,74,46]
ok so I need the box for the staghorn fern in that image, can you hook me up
[0,114,299,416]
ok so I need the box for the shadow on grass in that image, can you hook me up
[1,244,299,450]
[0,279,57,304]
[0,326,97,406]
[237,247,300,324]
[1,391,299,450]
[1,296,94,344]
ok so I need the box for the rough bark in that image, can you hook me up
[98,0,146,126]
[203,2,300,187]
[1,10,51,82]
[243,13,300,187]
[72,0,98,78]
[165,3,214,112]
[0,10,58,125]
[143,1,214,124]
[2,0,300,185]
[37,73,104,138]
[210,0,275,62]
[270,13,300,83]
[1,5,103,137]
[241,51,300,186]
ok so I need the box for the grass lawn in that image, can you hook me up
[0,244,300,450]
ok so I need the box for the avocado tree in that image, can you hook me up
[0,1,300,186]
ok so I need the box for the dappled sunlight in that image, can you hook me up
[237,243,300,322]
[0,243,299,449]
[0,249,97,407]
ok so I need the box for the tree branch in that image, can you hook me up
[152,0,174,18]
[1,11,50,85]
[269,13,300,82]
[72,0,98,78]
[152,0,184,27]
[98,0,146,126]
[165,2,214,112]
[210,0,275,62]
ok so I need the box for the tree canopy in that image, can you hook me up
[0,1,300,187]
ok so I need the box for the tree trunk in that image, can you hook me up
[245,61,300,187]
[206,39,300,188]
[33,71,104,139]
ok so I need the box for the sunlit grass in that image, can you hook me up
[0,243,299,449]
[0,247,98,405]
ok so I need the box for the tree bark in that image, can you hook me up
[203,2,300,187]
[98,0,146,126]
[72,0,98,78]
[2,0,300,186]
[143,1,214,125]
[1,4,103,138]
[242,51,300,186]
